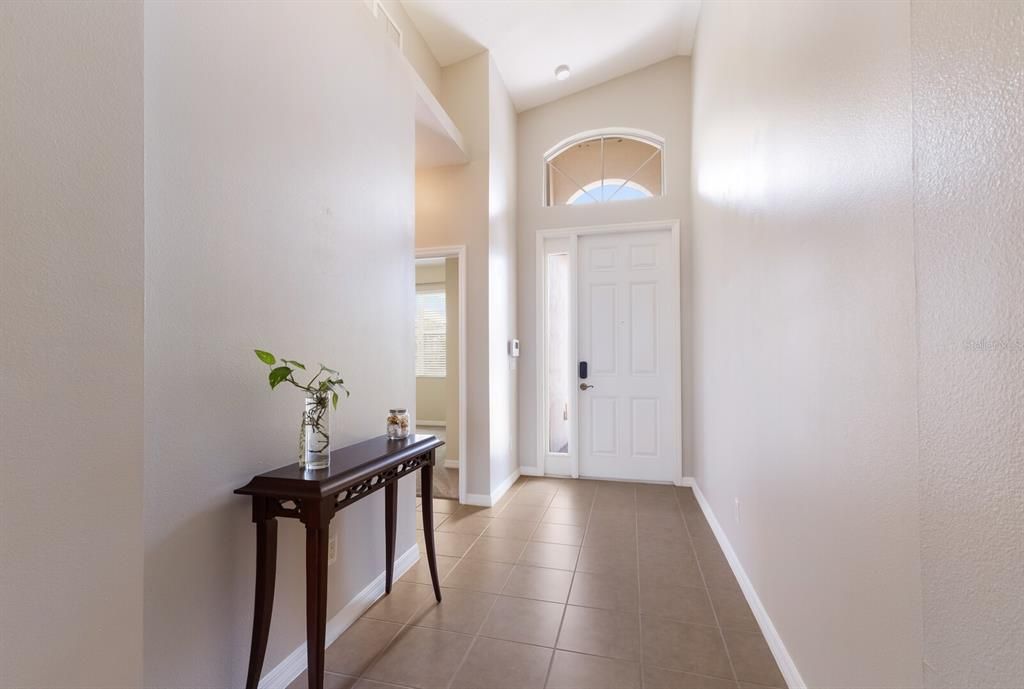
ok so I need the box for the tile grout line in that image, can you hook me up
[339,614,407,688]
[327,655,744,689]
[439,477,531,689]
[396,584,740,631]
[345,491,439,687]
[541,480,597,689]
[375,477,531,688]
[417,483,748,687]
[345,479,702,689]
[634,485,646,689]
[674,486,741,688]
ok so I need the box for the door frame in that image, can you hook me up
[535,219,682,484]
[415,245,467,504]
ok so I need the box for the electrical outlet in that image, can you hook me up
[734,497,741,525]
[328,536,338,565]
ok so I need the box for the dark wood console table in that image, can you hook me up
[235,434,444,689]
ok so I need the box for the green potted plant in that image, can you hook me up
[254,350,349,470]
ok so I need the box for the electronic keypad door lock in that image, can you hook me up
[578,361,588,379]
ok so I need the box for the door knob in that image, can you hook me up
[579,383,594,391]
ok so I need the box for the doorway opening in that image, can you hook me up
[414,247,466,503]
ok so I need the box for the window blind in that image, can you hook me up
[415,285,446,377]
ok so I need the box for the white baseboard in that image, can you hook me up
[685,478,805,689]
[674,476,695,487]
[417,420,446,428]
[463,469,521,507]
[443,458,459,470]
[518,466,542,477]
[491,468,520,504]
[463,492,491,506]
[258,544,421,689]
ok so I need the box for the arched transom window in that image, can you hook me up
[544,130,663,206]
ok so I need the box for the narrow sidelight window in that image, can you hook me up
[546,253,571,454]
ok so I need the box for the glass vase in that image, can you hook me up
[301,392,330,470]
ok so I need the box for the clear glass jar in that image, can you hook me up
[386,408,410,440]
[301,392,330,470]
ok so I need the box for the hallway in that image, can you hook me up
[4,1,1020,686]
[288,477,784,689]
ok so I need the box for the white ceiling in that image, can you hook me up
[401,0,702,112]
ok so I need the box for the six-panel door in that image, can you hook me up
[578,229,680,482]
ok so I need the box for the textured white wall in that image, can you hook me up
[690,1,923,685]
[912,2,1024,686]
[691,0,1023,686]
[143,3,417,686]
[0,2,144,686]
[516,57,692,476]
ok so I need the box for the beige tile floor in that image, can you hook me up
[288,477,786,689]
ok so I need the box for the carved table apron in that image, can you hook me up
[235,434,445,689]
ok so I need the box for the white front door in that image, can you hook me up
[577,229,680,482]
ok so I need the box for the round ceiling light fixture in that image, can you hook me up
[554,64,571,81]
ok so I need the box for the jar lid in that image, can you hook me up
[389,408,407,414]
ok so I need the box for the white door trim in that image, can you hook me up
[535,219,682,484]
[415,245,467,504]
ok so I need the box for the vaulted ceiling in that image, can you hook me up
[400,0,702,112]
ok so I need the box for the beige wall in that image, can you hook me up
[416,261,446,284]
[690,1,1022,687]
[416,376,446,422]
[517,57,693,477]
[143,3,417,686]
[0,2,144,686]
[912,2,1023,686]
[416,52,493,497]
[416,53,518,500]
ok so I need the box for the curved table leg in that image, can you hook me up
[245,498,278,689]
[303,499,332,689]
[385,481,397,594]
[420,461,442,602]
